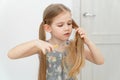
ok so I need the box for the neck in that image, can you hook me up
[48,37,69,52]
[49,38,67,47]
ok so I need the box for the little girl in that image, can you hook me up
[8,3,104,80]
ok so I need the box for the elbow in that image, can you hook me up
[96,58,104,65]
[7,53,14,59]
[7,51,17,59]
[97,61,104,65]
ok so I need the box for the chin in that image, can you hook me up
[62,38,69,41]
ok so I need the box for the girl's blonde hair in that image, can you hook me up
[38,4,85,80]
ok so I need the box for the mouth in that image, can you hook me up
[64,33,70,37]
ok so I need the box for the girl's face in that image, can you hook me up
[50,11,72,41]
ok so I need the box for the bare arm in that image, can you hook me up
[84,39,104,65]
[76,27,104,65]
[7,40,39,59]
[7,40,54,59]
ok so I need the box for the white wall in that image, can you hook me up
[0,0,73,80]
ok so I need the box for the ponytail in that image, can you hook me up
[67,20,85,78]
[39,22,46,40]
[38,22,46,80]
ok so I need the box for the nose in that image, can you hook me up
[64,25,69,30]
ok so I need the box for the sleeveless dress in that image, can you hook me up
[46,49,75,80]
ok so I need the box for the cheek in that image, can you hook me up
[70,27,73,31]
[54,27,63,32]
[52,28,62,34]
[56,30,63,34]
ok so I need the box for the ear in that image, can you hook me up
[43,24,52,32]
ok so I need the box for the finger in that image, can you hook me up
[42,48,46,55]
[81,35,85,38]
[76,28,84,35]
[80,32,83,35]
[80,32,85,35]
[45,47,51,53]
[75,28,80,32]
[42,46,51,54]
[45,45,54,53]
[48,44,54,51]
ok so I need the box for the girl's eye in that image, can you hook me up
[58,24,63,27]
[67,23,72,25]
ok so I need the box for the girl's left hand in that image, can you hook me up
[75,27,89,44]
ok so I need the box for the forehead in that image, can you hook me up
[52,11,72,23]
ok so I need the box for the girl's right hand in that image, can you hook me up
[35,40,54,55]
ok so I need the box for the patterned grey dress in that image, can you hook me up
[46,50,75,80]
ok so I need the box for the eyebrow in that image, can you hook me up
[56,19,72,24]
